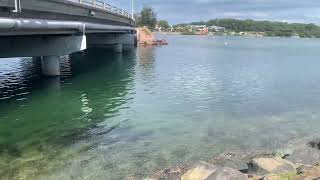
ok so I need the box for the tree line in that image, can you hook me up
[134,7,320,38]
[175,19,320,38]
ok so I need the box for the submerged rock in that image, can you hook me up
[248,157,296,174]
[206,167,248,180]
[210,150,273,172]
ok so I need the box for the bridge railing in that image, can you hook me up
[68,0,133,20]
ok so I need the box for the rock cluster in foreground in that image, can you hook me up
[141,138,320,180]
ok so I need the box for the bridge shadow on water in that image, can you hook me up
[0,48,137,102]
[0,48,139,178]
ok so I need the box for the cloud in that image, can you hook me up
[109,0,320,24]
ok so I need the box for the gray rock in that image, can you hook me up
[286,145,320,165]
[211,150,273,172]
[206,167,248,180]
[307,139,320,149]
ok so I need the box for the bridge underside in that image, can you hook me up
[0,0,136,76]
[0,28,136,76]
[0,17,136,57]
[0,33,135,57]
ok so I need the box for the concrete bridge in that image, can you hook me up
[0,0,136,76]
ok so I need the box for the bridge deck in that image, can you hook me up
[0,0,134,27]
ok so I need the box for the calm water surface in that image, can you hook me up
[1,35,320,179]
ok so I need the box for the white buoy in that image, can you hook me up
[224,32,228,45]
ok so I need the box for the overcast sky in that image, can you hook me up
[109,0,320,24]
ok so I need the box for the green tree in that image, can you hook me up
[136,7,157,31]
[157,20,170,30]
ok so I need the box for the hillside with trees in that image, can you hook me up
[175,19,320,38]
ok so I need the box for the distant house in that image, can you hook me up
[189,25,207,30]
[155,24,174,32]
[175,26,190,32]
[196,28,209,35]
[155,24,162,32]
[168,27,174,32]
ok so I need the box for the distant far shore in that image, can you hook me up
[154,18,320,39]
[154,31,306,38]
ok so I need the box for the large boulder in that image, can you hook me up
[285,139,320,165]
[206,167,248,180]
[181,162,248,180]
[181,162,217,180]
[248,157,296,174]
[136,26,156,45]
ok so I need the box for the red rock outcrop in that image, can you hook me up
[136,26,168,46]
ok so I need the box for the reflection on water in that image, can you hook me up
[2,36,320,179]
[0,58,40,101]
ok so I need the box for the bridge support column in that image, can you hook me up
[113,43,123,53]
[41,56,60,76]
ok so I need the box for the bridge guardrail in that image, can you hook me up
[68,0,133,20]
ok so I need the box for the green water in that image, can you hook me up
[1,35,320,179]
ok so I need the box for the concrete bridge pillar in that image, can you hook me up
[41,56,60,76]
[113,43,123,53]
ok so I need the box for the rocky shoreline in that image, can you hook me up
[135,138,320,180]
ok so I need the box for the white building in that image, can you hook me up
[208,25,226,32]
